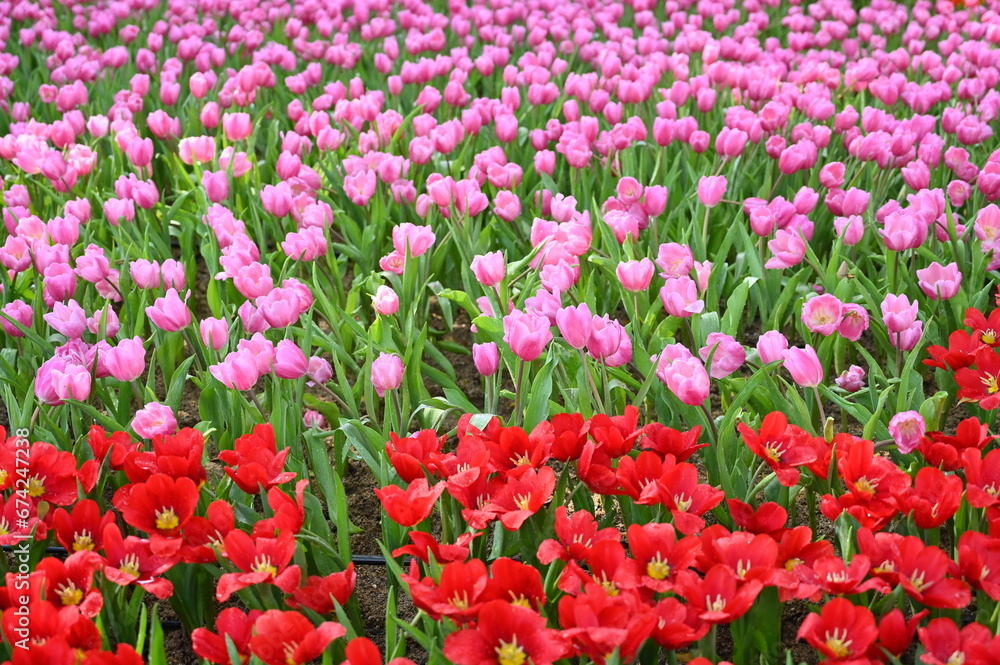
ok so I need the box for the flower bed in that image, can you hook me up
[2,0,1000,663]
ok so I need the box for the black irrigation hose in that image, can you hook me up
[3,546,394,633]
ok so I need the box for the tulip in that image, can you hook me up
[891,321,923,351]
[132,402,178,439]
[371,352,404,398]
[656,242,693,278]
[470,252,506,287]
[889,411,925,454]
[392,223,436,257]
[660,276,704,318]
[881,294,919,334]
[130,259,161,289]
[106,336,146,381]
[587,315,624,361]
[697,175,727,207]
[765,229,806,269]
[200,317,229,351]
[472,342,500,376]
[222,112,252,141]
[657,355,711,406]
[146,289,192,332]
[616,259,655,292]
[373,285,399,315]
[210,349,261,391]
[503,310,553,362]
[838,304,870,342]
[835,365,866,393]
[801,294,844,336]
[916,262,962,300]
[783,346,823,387]
[202,170,229,203]
[273,340,309,379]
[161,259,185,290]
[0,300,32,337]
[42,300,87,339]
[303,410,326,429]
[699,333,746,379]
[756,331,788,364]
[834,216,864,245]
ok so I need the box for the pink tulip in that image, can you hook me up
[765,229,806,270]
[916,262,962,300]
[470,252,506,287]
[881,294,919,334]
[222,112,252,141]
[503,310,553,362]
[202,170,229,203]
[210,349,261,391]
[373,285,399,315]
[756,331,788,364]
[42,300,87,339]
[819,162,845,189]
[273,340,309,379]
[586,315,624,361]
[200,317,229,351]
[838,304,870,342]
[833,215,864,245]
[132,402,178,439]
[371,352,404,397]
[37,358,91,405]
[130,259,161,289]
[835,365,866,393]
[0,300,32,337]
[655,243,694,278]
[555,304,592,350]
[801,294,844,336]
[105,336,146,381]
[697,175,727,208]
[616,259,655,292]
[146,289,192,332]
[889,411,925,454]
[473,342,500,376]
[656,349,710,406]
[891,321,923,351]
[660,276,704,318]
[260,183,293,217]
[392,223,436,257]
[782,345,823,387]
[699,332,745,379]
[493,190,521,222]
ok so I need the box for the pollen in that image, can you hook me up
[785,557,803,571]
[983,329,997,345]
[450,591,470,610]
[948,650,968,665]
[282,641,300,665]
[155,507,180,531]
[513,494,532,511]
[495,638,527,665]
[509,593,531,608]
[252,555,279,578]
[824,629,853,658]
[853,476,877,496]
[0,518,9,536]
[26,475,46,498]
[119,553,141,578]
[736,559,751,579]
[980,374,1000,395]
[56,582,84,606]
[705,594,727,613]
[673,493,692,512]
[73,529,95,551]
[764,443,783,463]
[646,555,672,580]
[909,571,928,592]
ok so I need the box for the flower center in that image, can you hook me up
[26,475,45,498]
[282,641,299,665]
[56,582,84,606]
[948,651,967,665]
[514,494,532,511]
[674,493,692,512]
[119,553,141,578]
[252,555,278,577]
[982,329,997,345]
[155,507,179,531]
[824,629,853,658]
[73,530,94,551]
[646,555,671,580]
[909,571,928,592]
[496,638,527,665]
[785,557,803,571]
[706,595,727,613]
[450,591,470,610]
[854,477,877,496]
[764,443,783,463]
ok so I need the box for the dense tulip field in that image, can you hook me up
[4,0,1000,662]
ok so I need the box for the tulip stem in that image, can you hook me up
[314,380,351,413]
[131,380,146,409]
[812,386,826,429]
[698,402,719,443]
[702,207,710,253]
[245,390,267,420]
[512,360,526,427]
[579,349,605,414]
